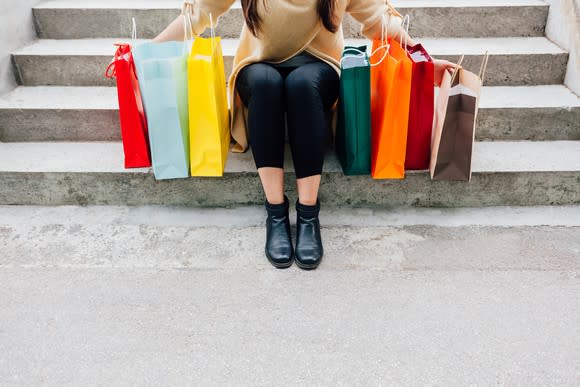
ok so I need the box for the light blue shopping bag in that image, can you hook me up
[133,40,192,180]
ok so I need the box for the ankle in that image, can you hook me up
[296,199,320,215]
[266,198,286,206]
[265,195,289,213]
[297,198,318,207]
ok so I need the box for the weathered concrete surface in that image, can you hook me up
[12,51,117,87]
[477,85,580,141]
[545,0,580,96]
[0,0,41,95]
[0,205,578,385]
[1,205,579,270]
[11,37,568,87]
[4,204,580,228]
[418,37,568,87]
[1,269,577,385]
[0,141,579,207]
[32,0,549,40]
[0,87,119,142]
[477,106,580,141]
[2,85,578,142]
[0,108,119,142]
[2,170,580,207]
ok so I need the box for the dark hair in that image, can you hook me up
[241,0,338,36]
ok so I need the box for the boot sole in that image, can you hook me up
[295,257,322,270]
[265,250,293,269]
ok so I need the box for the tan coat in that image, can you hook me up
[182,0,404,153]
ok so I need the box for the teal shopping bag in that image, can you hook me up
[335,46,371,176]
[133,41,192,180]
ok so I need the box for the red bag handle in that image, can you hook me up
[104,43,129,79]
[106,18,139,79]
[105,60,116,79]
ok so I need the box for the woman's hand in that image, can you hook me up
[433,58,458,87]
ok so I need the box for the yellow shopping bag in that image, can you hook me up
[187,19,230,177]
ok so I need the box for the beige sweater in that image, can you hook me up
[182,0,405,153]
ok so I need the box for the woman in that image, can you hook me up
[155,0,455,270]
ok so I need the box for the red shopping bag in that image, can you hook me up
[105,43,151,168]
[405,44,434,170]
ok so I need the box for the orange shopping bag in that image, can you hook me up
[370,15,413,179]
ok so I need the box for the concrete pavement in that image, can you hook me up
[1,269,578,385]
[0,205,579,385]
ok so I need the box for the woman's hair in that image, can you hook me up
[241,0,338,36]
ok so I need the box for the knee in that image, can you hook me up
[238,64,284,99]
[285,72,318,101]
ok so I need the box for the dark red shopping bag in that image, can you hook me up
[405,44,434,170]
[105,43,151,168]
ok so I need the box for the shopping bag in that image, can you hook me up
[105,43,151,168]
[405,43,434,170]
[335,46,371,176]
[430,53,489,181]
[187,17,230,177]
[132,16,193,180]
[370,16,413,180]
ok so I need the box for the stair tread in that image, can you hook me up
[13,36,566,57]
[2,85,579,110]
[479,86,580,108]
[35,0,208,9]
[1,141,579,174]
[0,86,116,109]
[34,0,545,10]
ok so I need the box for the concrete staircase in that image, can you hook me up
[1,0,579,207]
[1,4,579,383]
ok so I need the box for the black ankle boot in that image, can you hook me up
[265,196,293,269]
[295,200,323,270]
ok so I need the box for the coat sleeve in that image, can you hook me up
[181,0,236,36]
[345,0,404,41]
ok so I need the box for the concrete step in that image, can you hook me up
[0,87,118,142]
[1,85,579,142]
[11,37,568,87]
[0,141,579,207]
[1,205,580,270]
[32,0,549,39]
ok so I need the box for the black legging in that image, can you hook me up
[236,61,339,179]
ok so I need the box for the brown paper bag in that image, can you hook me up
[430,54,489,181]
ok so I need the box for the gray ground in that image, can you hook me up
[0,205,579,385]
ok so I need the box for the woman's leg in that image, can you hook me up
[284,61,339,270]
[237,63,287,205]
[237,63,293,268]
[284,62,339,205]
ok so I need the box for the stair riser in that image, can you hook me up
[33,6,548,39]
[390,7,547,38]
[437,54,567,87]
[13,56,113,87]
[0,110,119,142]
[0,171,578,207]
[2,107,578,142]
[12,52,568,87]
[477,107,580,141]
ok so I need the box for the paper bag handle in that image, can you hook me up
[401,15,410,52]
[449,55,465,85]
[105,18,138,79]
[479,51,489,84]
[182,11,194,41]
[340,47,366,66]
[209,13,216,53]
[369,14,391,66]
[131,17,137,44]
